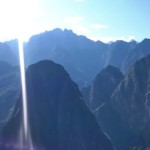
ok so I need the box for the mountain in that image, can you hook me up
[82,65,124,110]
[1,29,150,150]
[1,29,150,89]
[0,61,12,77]
[103,39,150,74]
[24,28,108,88]
[110,54,150,149]
[22,29,139,88]
[22,28,150,88]
[122,38,150,72]
[0,42,18,66]
[104,40,137,70]
[0,61,20,133]
[5,39,19,65]
[83,55,150,150]
[82,65,125,150]
[1,60,114,150]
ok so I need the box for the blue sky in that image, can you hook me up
[0,0,149,42]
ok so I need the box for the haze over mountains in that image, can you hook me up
[1,28,150,88]
[0,28,150,150]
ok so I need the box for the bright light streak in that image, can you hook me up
[0,0,41,41]
[18,39,35,150]
[18,39,28,139]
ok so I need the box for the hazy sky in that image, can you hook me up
[0,0,149,42]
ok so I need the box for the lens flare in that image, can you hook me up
[18,39,28,138]
[18,39,34,150]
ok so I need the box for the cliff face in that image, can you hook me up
[0,61,20,133]
[100,55,150,150]
[82,65,124,110]
[82,65,125,150]
[110,55,150,149]
[1,60,113,150]
[82,55,150,150]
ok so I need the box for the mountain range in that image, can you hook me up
[1,29,150,88]
[0,28,150,150]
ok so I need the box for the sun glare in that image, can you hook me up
[18,39,28,138]
[0,0,40,41]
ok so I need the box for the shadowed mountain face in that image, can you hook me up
[110,55,150,149]
[0,61,20,133]
[1,60,113,150]
[82,55,150,150]
[82,65,125,150]
[82,65,124,110]
[0,61,12,77]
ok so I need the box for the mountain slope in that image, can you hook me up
[82,65,124,110]
[82,55,150,150]
[122,38,150,72]
[0,61,20,133]
[111,55,150,146]
[82,65,125,150]
[100,55,150,150]
[5,39,19,65]
[1,60,113,150]
[0,42,18,66]
[104,40,137,70]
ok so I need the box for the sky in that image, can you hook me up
[0,0,150,43]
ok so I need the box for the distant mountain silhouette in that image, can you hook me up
[24,28,108,88]
[1,29,150,89]
[122,38,150,72]
[1,60,113,150]
[104,40,137,70]
[23,29,150,88]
